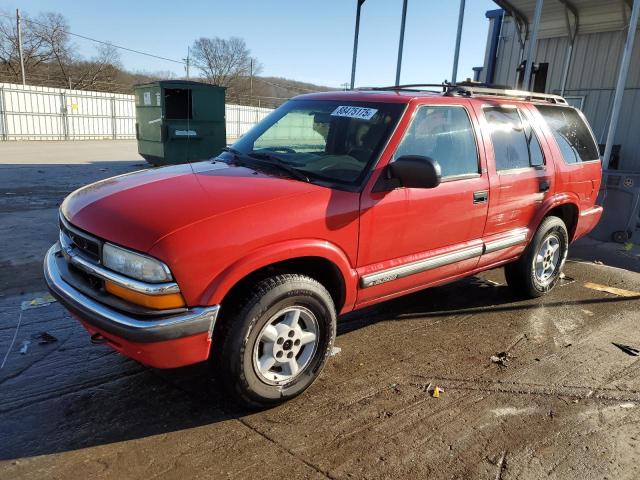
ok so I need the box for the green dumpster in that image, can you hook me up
[134,80,226,166]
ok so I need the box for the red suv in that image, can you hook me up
[45,85,603,407]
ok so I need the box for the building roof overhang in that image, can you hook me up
[494,0,634,38]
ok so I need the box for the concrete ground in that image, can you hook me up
[1,141,640,479]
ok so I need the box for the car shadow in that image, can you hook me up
[3,272,638,462]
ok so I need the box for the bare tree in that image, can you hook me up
[190,36,261,98]
[30,12,74,85]
[0,11,123,91]
[0,11,61,79]
[68,43,121,90]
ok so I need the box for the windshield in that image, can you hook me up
[225,99,404,187]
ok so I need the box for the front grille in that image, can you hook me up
[59,215,101,263]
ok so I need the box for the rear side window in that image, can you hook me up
[394,105,479,177]
[535,105,599,163]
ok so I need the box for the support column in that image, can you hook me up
[451,0,466,83]
[395,0,408,86]
[559,43,573,96]
[559,4,578,96]
[350,0,365,90]
[603,0,640,170]
[523,0,544,91]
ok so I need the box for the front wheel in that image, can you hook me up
[215,274,336,409]
[505,216,569,298]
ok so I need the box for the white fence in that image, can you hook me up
[0,82,273,142]
[226,104,273,141]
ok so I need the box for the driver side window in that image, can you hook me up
[393,105,479,177]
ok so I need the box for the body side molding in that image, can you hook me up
[360,229,528,288]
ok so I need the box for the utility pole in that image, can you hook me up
[16,9,26,86]
[250,58,253,105]
[185,47,190,80]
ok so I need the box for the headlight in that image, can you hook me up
[102,243,172,283]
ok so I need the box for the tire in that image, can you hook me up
[612,230,631,244]
[215,274,336,409]
[504,216,569,298]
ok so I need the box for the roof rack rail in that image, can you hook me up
[363,82,568,105]
[447,84,568,105]
[367,83,449,92]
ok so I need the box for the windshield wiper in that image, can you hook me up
[247,151,310,182]
[220,147,310,182]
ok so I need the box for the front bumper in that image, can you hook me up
[44,244,220,368]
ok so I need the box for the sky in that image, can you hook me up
[3,0,498,89]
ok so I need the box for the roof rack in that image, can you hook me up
[367,84,449,92]
[448,84,568,105]
[364,82,568,105]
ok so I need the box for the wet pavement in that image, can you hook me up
[1,142,640,479]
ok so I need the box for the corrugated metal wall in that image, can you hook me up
[489,18,640,172]
[0,82,274,143]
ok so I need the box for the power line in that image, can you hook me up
[0,12,186,65]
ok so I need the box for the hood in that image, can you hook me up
[61,161,323,252]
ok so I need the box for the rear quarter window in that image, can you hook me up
[535,105,599,163]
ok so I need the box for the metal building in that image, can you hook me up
[477,0,640,173]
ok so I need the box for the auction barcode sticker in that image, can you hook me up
[331,106,378,120]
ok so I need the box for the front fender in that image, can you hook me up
[200,239,359,313]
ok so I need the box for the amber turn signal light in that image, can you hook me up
[105,281,186,310]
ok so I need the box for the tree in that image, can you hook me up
[67,43,121,90]
[29,12,73,84]
[190,36,261,98]
[0,11,121,91]
[0,11,64,79]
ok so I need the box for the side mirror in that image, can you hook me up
[388,155,441,189]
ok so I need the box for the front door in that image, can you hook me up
[356,101,489,307]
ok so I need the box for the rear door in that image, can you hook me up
[474,103,554,267]
[356,100,490,306]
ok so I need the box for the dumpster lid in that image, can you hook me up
[134,80,226,89]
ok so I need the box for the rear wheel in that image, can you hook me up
[215,274,336,409]
[505,216,568,298]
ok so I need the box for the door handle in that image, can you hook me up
[473,190,488,204]
[539,180,550,192]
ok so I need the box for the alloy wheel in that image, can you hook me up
[252,306,319,385]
